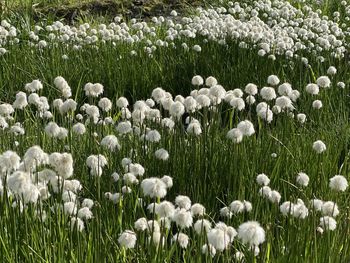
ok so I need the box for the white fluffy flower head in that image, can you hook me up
[237,221,265,246]
[313,140,326,154]
[329,175,348,192]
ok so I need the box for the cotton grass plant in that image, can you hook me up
[0,69,348,262]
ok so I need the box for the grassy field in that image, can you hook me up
[2,0,207,23]
[0,0,350,262]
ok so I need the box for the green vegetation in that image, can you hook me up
[0,0,349,262]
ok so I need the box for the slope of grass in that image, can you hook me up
[2,0,208,23]
[0,0,349,262]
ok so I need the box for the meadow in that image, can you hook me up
[0,0,350,262]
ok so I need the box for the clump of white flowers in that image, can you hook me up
[319,216,337,231]
[0,151,21,176]
[86,154,108,176]
[175,195,192,210]
[191,75,204,86]
[155,148,169,161]
[329,175,348,192]
[296,172,309,187]
[0,34,349,259]
[72,123,86,135]
[145,129,161,142]
[280,199,309,219]
[84,82,104,97]
[229,200,252,214]
[201,244,216,257]
[71,217,85,232]
[207,228,230,252]
[260,87,276,101]
[49,152,74,178]
[25,80,43,93]
[172,233,189,248]
[226,128,243,144]
[306,84,319,95]
[172,209,193,229]
[141,177,168,199]
[100,135,120,151]
[297,113,306,124]
[13,92,28,109]
[321,201,339,217]
[327,66,337,76]
[54,76,72,98]
[256,173,270,186]
[169,101,185,119]
[237,221,265,248]
[98,97,112,112]
[313,140,326,154]
[118,230,137,249]
[245,83,258,95]
[237,120,255,136]
[267,75,280,86]
[205,76,217,87]
[316,76,331,88]
[312,100,323,110]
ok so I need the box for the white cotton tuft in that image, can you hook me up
[312,100,323,109]
[172,233,189,248]
[141,177,167,198]
[319,216,336,231]
[316,76,331,88]
[313,140,326,153]
[327,66,337,76]
[201,244,216,257]
[175,195,192,210]
[207,228,230,252]
[321,201,339,217]
[267,75,280,86]
[237,221,265,246]
[256,173,270,186]
[169,101,185,119]
[297,113,306,124]
[306,83,319,95]
[310,199,324,211]
[260,87,276,101]
[226,128,243,143]
[244,83,258,95]
[101,135,120,151]
[329,175,348,192]
[192,75,204,86]
[145,130,161,142]
[155,148,169,161]
[25,80,43,93]
[229,200,245,214]
[84,82,104,97]
[172,208,193,229]
[237,120,255,136]
[118,230,137,249]
[194,219,212,234]
[296,172,309,187]
[277,83,292,96]
[205,76,218,87]
[191,203,205,217]
[116,97,129,108]
[269,190,281,203]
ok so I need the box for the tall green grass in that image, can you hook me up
[0,1,349,262]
